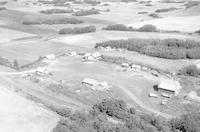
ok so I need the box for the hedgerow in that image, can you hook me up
[155,7,177,13]
[102,24,134,31]
[95,38,200,59]
[39,9,73,14]
[73,9,99,16]
[59,26,96,34]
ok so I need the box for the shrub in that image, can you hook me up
[39,9,73,14]
[155,7,177,13]
[84,0,101,6]
[59,25,96,34]
[121,0,137,3]
[102,24,134,31]
[42,18,83,24]
[73,9,99,16]
[170,113,200,132]
[137,24,158,32]
[0,7,6,11]
[95,38,200,59]
[195,29,200,34]
[138,11,148,14]
[0,56,12,67]
[179,65,200,77]
[100,55,128,65]
[0,1,7,5]
[149,13,161,18]
[145,3,152,6]
[184,1,200,8]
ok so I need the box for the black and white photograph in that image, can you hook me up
[0,0,200,131]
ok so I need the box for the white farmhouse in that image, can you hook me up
[42,54,56,63]
[157,79,181,96]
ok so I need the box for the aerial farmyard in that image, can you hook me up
[0,0,200,132]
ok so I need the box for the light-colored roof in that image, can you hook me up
[149,92,159,98]
[44,54,55,60]
[82,78,99,86]
[158,79,181,92]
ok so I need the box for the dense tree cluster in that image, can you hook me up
[59,26,96,34]
[53,98,200,132]
[39,9,73,14]
[102,24,134,31]
[137,24,158,32]
[155,7,178,13]
[102,24,158,32]
[95,38,200,59]
[73,9,99,16]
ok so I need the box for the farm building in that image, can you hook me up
[121,63,130,68]
[156,79,181,96]
[67,51,77,56]
[82,78,110,91]
[131,64,141,70]
[82,52,102,62]
[149,92,159,98]
[82,78,99,86]
[42,54,56,63]
[35,67,49,76]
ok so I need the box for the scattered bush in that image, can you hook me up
[138,11,148,14]
[73,9,99,16]
[39,0,73,6]
[102,24,134,31]
[137,24,158,32]
[0,1,7,5]
[155,7,178,13]
[59,25,96,34]
[178,65,200,77]
[84,0,101,6]
[95,38,200,59]
[184,1,200,8]
[121,0,137,3]
[195,29,200,34]
[145,3,152,6]
[100,55,128,65]
[0,7,6,11]
[43,18,83,24]
[149,13,161,18]
[39,9,73,14]
[170,113,200,132]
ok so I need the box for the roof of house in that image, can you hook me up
[158,79,181,92]
[82,78,99,86]
[44,54,55,59]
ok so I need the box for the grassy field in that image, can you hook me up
[0,27,36,43]
[0,83,59,132]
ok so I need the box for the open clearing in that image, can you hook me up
[0,27,36,43]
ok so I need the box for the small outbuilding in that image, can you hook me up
[131,64,141,70]
[35,67,49,76]
[149,92,159,98]
[82,78,99,86]
[157,79,181,96]
[42,54,56,63]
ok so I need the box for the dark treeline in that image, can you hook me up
[95,38,200,59]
